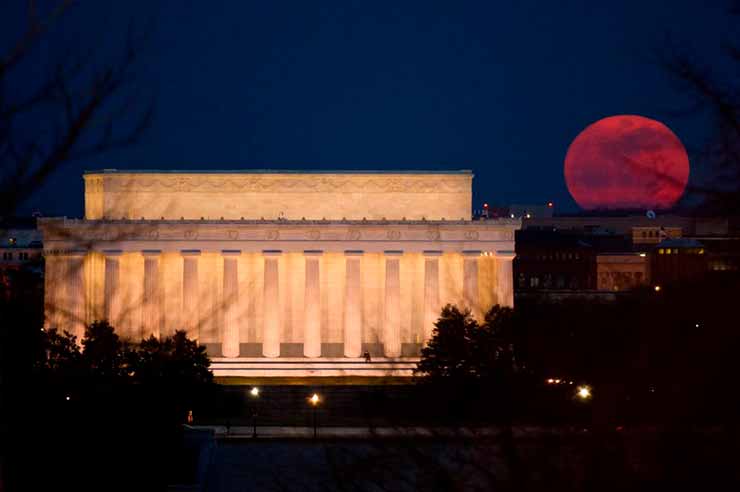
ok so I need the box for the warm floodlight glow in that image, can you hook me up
[577,386,592,399]
[250,387,259,397]
[654,285,661,292]
[639,253,646,257]
[547,378,554,384]
[310,393,320,406]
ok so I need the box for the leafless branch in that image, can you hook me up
[0,1,154,217]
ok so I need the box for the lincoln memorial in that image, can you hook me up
[40,170,519,376]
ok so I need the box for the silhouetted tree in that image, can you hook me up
[416,304,481,381]
[80,320,132,381]
[659,0,740,213]
[133,330,213,387]
[1,4,153,488]
[416,304,519,383]
[0,1,154,217]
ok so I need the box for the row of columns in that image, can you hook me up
[46,251,87,341]
[88,249,514,358]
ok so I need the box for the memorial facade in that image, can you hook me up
[41,170,519,376]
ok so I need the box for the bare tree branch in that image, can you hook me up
[0,1,154,217]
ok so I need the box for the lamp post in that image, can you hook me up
[576,385,592,400]
[309,393,320,439]
[250,387,259,438]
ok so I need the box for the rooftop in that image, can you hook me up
[84,169,473,175]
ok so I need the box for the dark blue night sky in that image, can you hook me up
[3,0,734,217]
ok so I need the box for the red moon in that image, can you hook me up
[564,115,689,210]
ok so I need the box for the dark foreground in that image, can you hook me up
[192,426,740,492]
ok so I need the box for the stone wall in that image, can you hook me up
[83,171,473,221]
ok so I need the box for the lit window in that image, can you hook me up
[658,249,664,255]
[699,249,704,255]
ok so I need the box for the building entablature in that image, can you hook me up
[38,217,519,255]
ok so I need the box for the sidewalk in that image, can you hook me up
[190,425,596,440]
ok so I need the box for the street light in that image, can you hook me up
[249,387,259,438]
[576,385,592,400]
[654,285,661,292]
[309,393,321,439]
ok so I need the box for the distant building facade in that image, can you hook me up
[511,213,740,301]
[0,218,43,301]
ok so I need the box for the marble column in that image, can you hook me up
[43,252,62,329]
[463,250,481,318]
[495,250,516,308]
[222,250,241,358]
[181,250,200,340]
[66,251,87,342]
[142,250,161,338]
[303,250,323,358]
[383,251,402,358]
[423,250,442,344]
[343,250,363,358]
[262,250,282,358]
[103,250,123,328]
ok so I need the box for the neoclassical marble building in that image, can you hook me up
[41,170,519,376]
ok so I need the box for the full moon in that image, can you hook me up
[564,115,689,210]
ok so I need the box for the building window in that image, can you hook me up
[556,275,565,289]
[530,276,540,288]
[19,252,29,261]
[543,274,552,289]
[2,252,12,260]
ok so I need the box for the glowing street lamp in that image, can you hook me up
[654,285,661,292]
[250,387,260,438]
[309,393,321,439]
[576,386,592,400]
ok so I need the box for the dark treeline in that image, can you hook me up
[417,270,740,427]
[2,305,213,491]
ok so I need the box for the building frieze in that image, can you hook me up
[38,218,518,242]
[87,173,472,194]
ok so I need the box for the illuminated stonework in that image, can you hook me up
[83,170,473,221]
[43,170,519,377]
